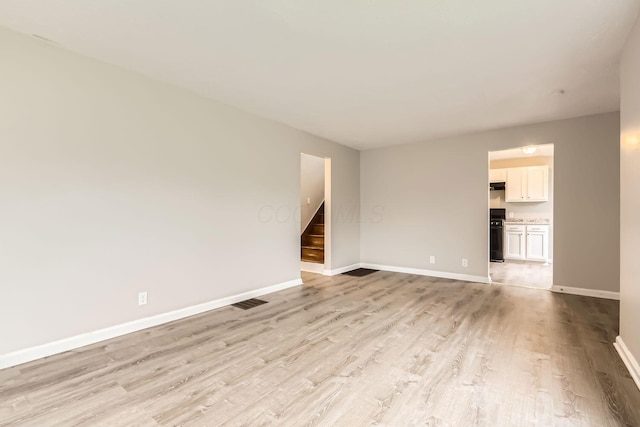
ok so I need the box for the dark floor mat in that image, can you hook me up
[342,268,378,277]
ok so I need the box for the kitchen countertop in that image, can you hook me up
[504,219,551,225]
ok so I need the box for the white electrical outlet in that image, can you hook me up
[462,258,468,267]
[138,291,148,306]
[429,256,436,264]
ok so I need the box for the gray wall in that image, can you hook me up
[300,153,325,233]
[620,14,640,370]
[361,112,619,291]
[0,27,359,355]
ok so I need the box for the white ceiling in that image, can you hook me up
[0,1,638,150]
[490,144,554,160]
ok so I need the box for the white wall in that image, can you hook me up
[300,153,325,233]
[620,14,640,380]
[0,27,359,356]
[361,113,619,291]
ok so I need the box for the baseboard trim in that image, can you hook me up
[360,263,490,284]
[0,278,303,371]
[614,336,640,391]
[323,263,361,276]
[551,285,620,300]
[301,261,324,274]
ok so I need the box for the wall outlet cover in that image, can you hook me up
[138,292,148,306]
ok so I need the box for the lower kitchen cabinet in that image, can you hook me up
[526,225,549,261]
[505,225,526,259]
[504,224,549,261]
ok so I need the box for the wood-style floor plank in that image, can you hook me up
[1,271,639,426]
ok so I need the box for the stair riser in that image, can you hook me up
[301,248,324,263]
[311,224,324,234]
[305,236,324,246]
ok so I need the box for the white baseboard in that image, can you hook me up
[360,263,490,284]
[614,336,640,391]
[551,285,620,300]
[323,263,361,276]
[321,262,489,283]
[301,261,324,274]
[0,278,303,371]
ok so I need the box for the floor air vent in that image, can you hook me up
[232,298,268,310]
[342,268,378,277]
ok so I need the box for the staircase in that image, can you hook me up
[301,202,324,264]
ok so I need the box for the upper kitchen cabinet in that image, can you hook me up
[505,168,525,201]
[489,168,507,183]
[505,166,549,202]
[525,166,549,201]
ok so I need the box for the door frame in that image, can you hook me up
[487,146,555,286]
[299,153,331,274]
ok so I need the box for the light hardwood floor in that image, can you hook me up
[1,271,639,426]
[490,260,553,289]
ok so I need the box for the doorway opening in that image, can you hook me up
[300,153,331,274]
[488,144,554,289]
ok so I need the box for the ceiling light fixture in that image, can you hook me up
[521,146,537,155]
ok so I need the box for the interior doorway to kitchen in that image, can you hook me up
[488,144,554,289]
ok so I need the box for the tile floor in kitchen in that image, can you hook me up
[490,259,552,289]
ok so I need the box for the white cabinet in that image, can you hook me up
[526,225,549,261]
[505,224,550,261]
[505,225,526,259]
[505,166,549,202]
[489,168,507,183]
[505,169,525,202]
[525,167,549,201]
